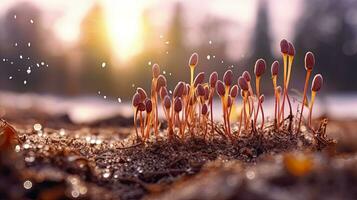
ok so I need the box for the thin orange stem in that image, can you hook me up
[297,70,311,133]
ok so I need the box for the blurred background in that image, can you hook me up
[0,0,356,122]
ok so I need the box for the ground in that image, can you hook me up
[1,108,357,200]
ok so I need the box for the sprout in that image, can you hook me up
[271,61,279,128]
[216,80,232,139]
[174,97,184,139]
[201,103,209,139]
[254,59,266,97]
[276,86,282,129]
[298,52,315,133]
[163,95,174,139]
[136,87,147,101]
[308,74,323,128]
[254,95,265,130]
[209,71,218,134]
[132,92,142,139]
[280,41,294,128]
[144,99,153,140]
[238,76,249,131]
[137,102,146,138]
[189,53,198,86]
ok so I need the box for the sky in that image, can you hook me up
[0,0,303,61]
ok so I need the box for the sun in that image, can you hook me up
[102,0,148,63]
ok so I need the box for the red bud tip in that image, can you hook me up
[189,52,198,67]
[174,97,183,112]
[280,39,289,54]
[193,72,205,87]
[271,61,279,76]
[160,87,168,100]
[288,42,295,56]
[164,96,171,109]
[238,76,249,91]
[242,71,251,82]
[201,103,208,115]
[137,102,146,111]
[305,52,315,70]
[156,75,167,92]
[204,86,210,100]
[196,84,205,97]
[145,99,152,113]
[223,70,233,86]
[136,87,147,101]
[209,71,218,88]
[152,63,160,78]
[216,80,225,97]
[311,74,323,92]
[230,85,239,98]
[173,81,185,98]
[132,93,141,107]
[184,84,190,95]
[254,59,266,77]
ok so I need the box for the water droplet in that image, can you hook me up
[15,145,21,152]
[98,91,101,95]
[159,35,163,39]
[101,62,106,68]
[23,80,27,85]
[103,172,111,178]
[246,170,255,180]
[59,129,66,136]
[25,156,35,162]
[169,90,172,94]
[221,60,224,64]
[14,15,17,19]
[137,166,143,173]
[166,51,169,54]
[30,19,34,24]
[23,180,32,190]
[27,42,31,47]
[118,98,122,103]
[36,63,40,67]
[41,62,45,65]
[148,61,151,66]
[209,40,212,44]
[71,190,80,198]
[14,43,18,47]
[103,96,107,99]
[23,143,30,149]
[33,123,42,131]
[165,41,170,45]
[2,58,5,62]
[27,68,31,74]
[163,71,166,74]
[169,72,172,76]
[19,55,23,59]
[9,76,13,80]
[207,55,211,60]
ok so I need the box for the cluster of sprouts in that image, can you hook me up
[132,39,324,141]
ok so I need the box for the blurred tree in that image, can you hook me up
[79,3,114,94]
[247,0,274,94]
[294,0,357,91]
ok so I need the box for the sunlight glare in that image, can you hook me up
[103,0,148,63]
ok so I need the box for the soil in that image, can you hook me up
[1,110,357,200]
